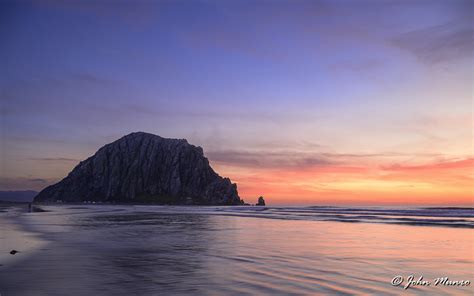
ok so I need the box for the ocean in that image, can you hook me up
[0,204,472,295]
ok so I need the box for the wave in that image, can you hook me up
[208,206,474,228]
[15,204,474,229]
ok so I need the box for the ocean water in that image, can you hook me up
[0,205,473,295]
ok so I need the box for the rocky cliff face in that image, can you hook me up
[34,132,242,205]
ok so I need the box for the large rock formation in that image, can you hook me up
[34,132,242,205]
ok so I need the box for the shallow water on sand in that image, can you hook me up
[0,205,473,295]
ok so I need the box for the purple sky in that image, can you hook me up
[1,0,472,204]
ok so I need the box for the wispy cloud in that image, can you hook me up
[30,0,158,28]
[328,59,383,73]
[0,177,54,191]
[30,157,79,162]
[392,21,474,64]
[69,72,118,85]
[206,149,452,170]
[207,150,333,169]
[381,157,474,172]
[222,156,474,204]
[375,158,474,191]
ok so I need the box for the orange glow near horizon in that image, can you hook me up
[2,0,472,209]
[213,157,474,206]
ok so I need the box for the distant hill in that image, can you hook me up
[0,190,38,202]
[34,132,242,205]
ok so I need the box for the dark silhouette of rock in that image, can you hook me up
[34,132,243,205]
[256,196,265,206]
[9,250,18,255]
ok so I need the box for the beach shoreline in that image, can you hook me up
[1,205,472,295]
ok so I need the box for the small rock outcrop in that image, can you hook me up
[256,196,266,206]
[34,132,243,205]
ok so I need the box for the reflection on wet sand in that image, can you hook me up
[0,205,472,295]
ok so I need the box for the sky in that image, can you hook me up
[1,0,473,205]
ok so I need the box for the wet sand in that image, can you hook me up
[0,205,473,295]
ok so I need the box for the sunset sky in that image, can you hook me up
[1,0,472,205]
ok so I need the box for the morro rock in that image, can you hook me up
[34,132,242,205]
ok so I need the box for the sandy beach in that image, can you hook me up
[0,205,472,295]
